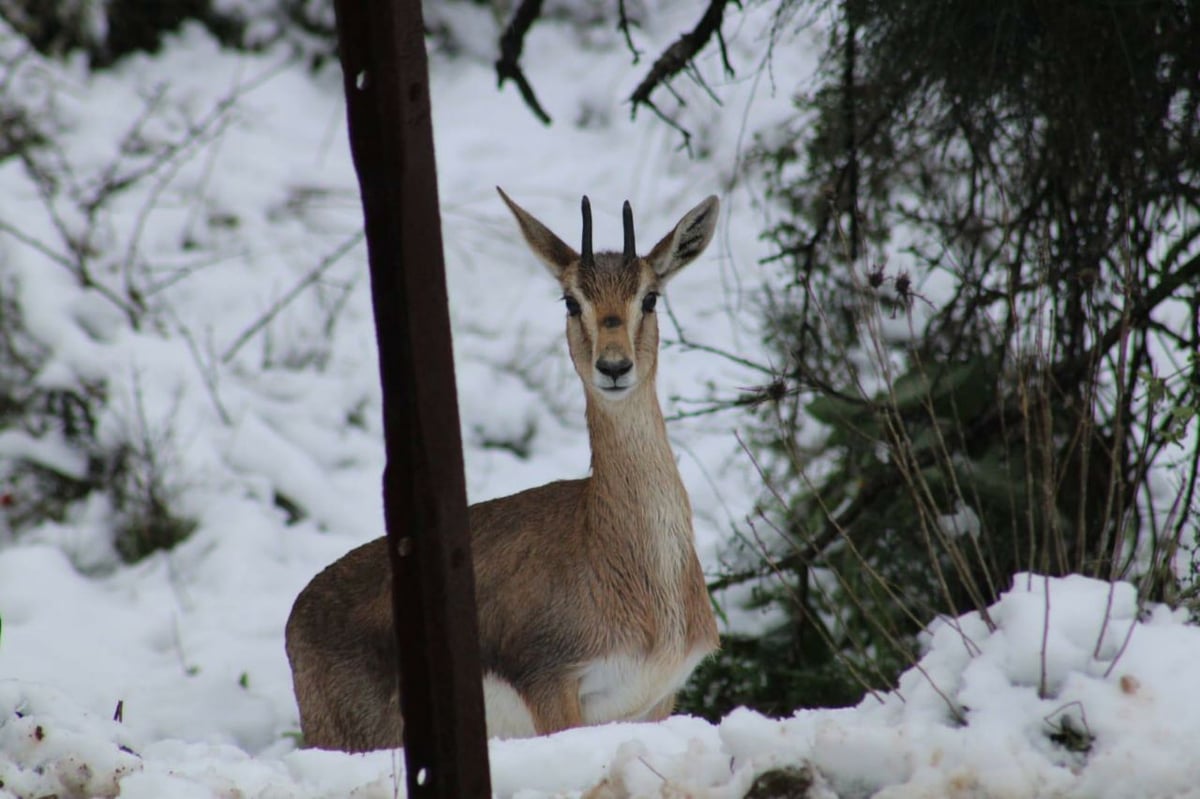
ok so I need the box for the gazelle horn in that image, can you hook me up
[622,200,635,260]
[581,196,594,266]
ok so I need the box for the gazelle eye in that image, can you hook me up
[641,292,658,313]
[564,295,582,317]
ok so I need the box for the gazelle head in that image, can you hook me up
[498,188,719,402]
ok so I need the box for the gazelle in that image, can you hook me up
[285,188,721,751]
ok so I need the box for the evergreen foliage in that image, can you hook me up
[694,0,1200,718]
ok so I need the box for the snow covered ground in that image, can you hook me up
[6,572,1200,797]
[1,3,1199,797]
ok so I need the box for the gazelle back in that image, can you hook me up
[285,188,721,750]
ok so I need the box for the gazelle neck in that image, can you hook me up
[583,376,689,525]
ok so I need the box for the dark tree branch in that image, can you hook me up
[643,98,694,155]
[842,10,859,260]
[1075,251,1200,383]
[629,0,734,128]
[714,17,734,79]
[495,0,552,125]
[617,0,642,63]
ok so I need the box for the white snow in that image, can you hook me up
[6,573,1200,797]
[1,3,1198,797]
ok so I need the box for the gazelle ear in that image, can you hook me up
[497,187,578,280]
[645,195,719,283]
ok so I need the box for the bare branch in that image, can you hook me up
[1067,251,1200,384]
[495,0,552,125]
[0,216,74,270]
[220,231,364,364]
[0,216,139,320]
[617,0,642,63]
[629,0,734,126]
[661,279,774,374]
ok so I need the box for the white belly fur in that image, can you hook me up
[482,645,710,739]
[578,646,711,725]
[483,673,537,739]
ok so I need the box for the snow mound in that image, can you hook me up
[4,573,1200,797]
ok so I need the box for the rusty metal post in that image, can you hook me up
[331,1,491,795]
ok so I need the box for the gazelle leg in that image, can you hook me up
[482,673,538,739]
[526,678,584,735]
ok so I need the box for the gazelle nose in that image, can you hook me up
[596,358,633,380]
